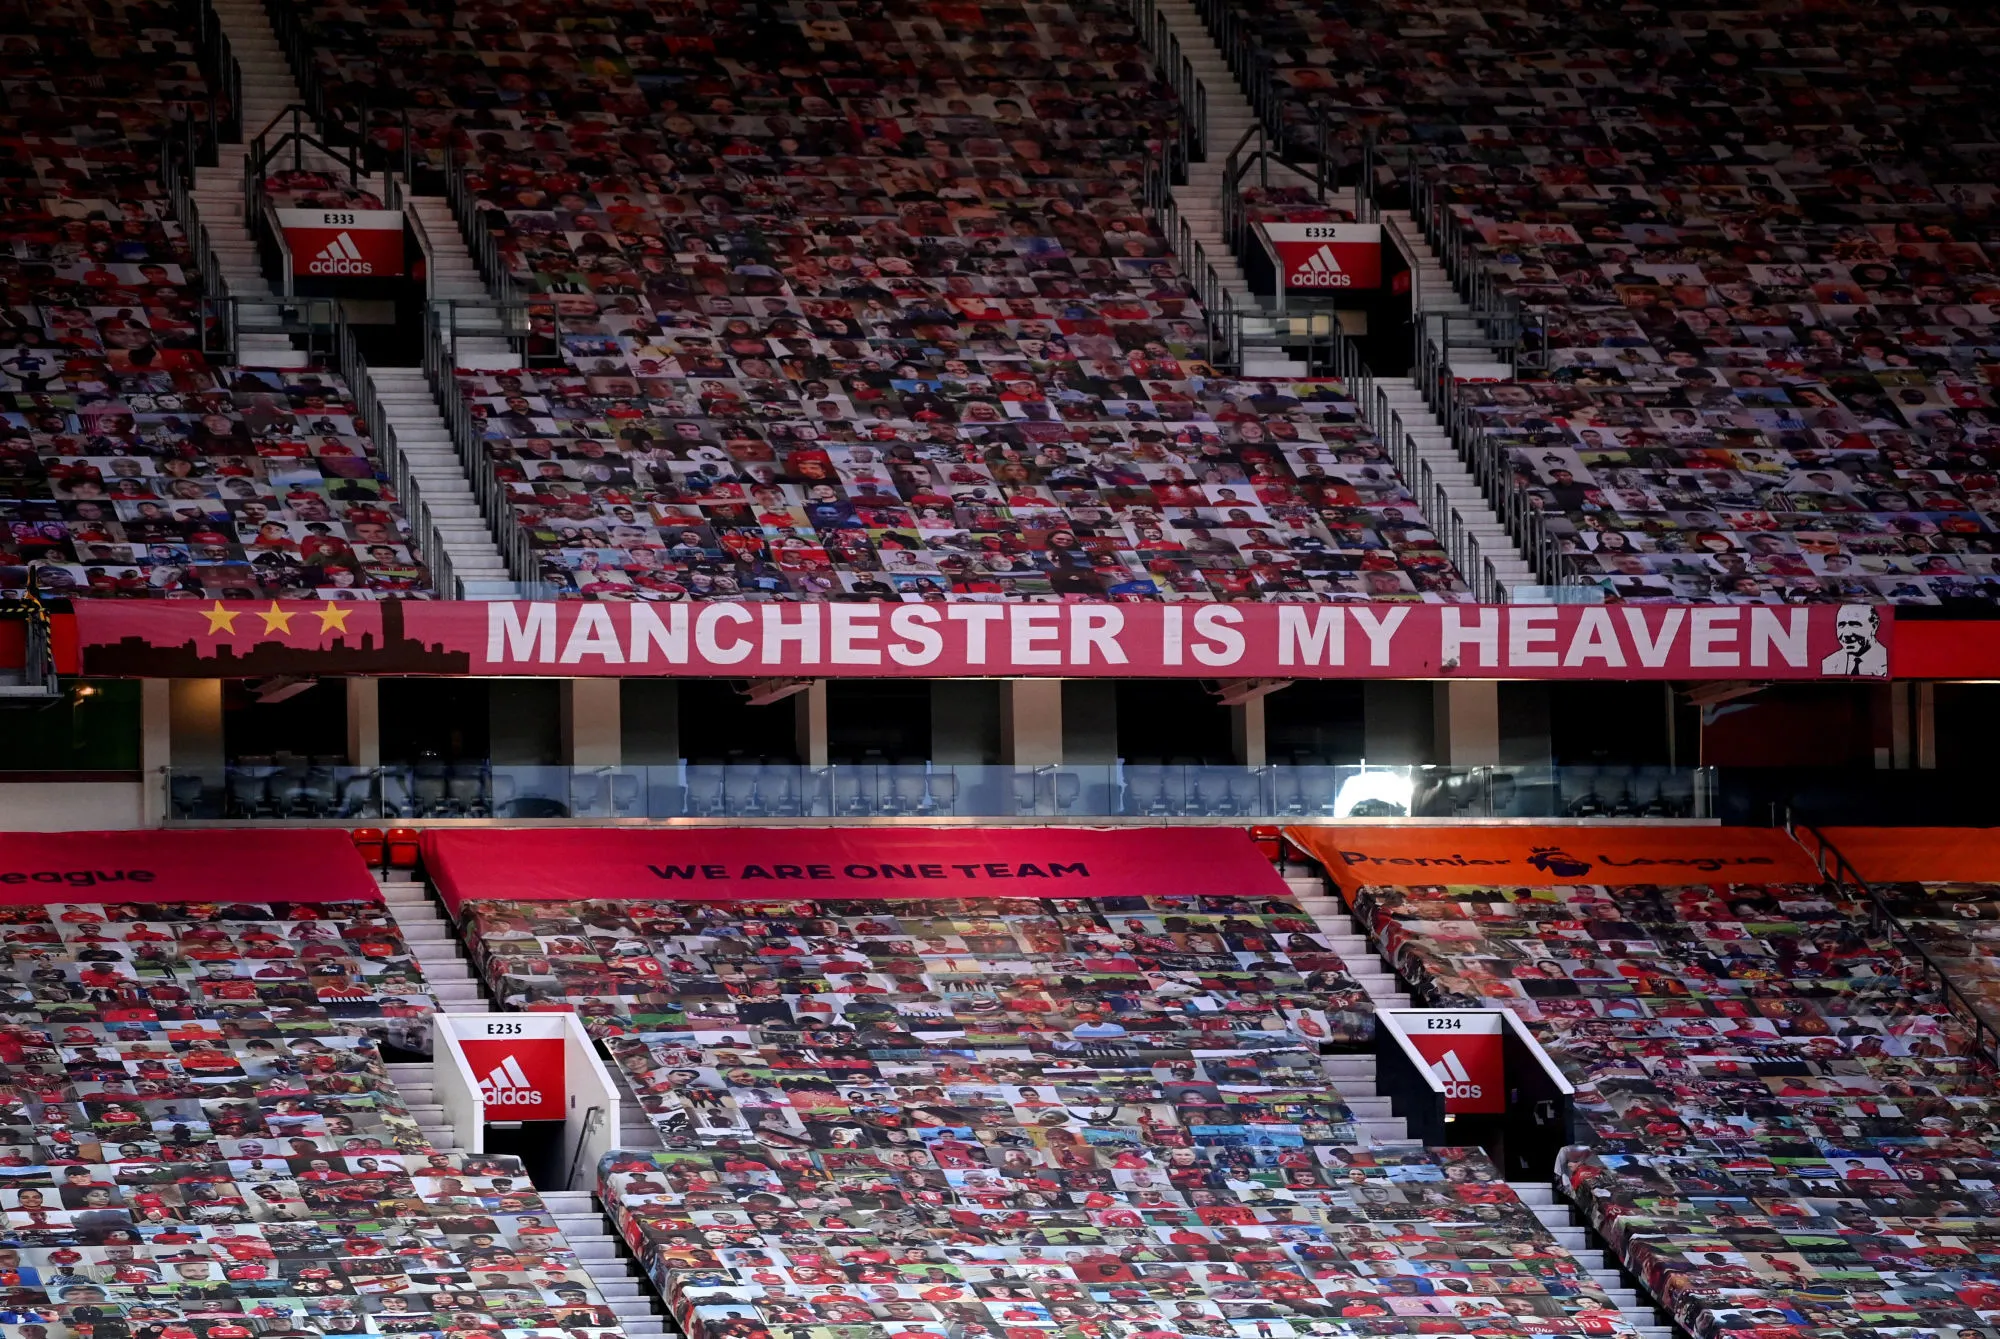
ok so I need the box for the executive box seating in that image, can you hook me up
[1346,876,2000,1339]
[275,0,1480,603]
[1224,0,2000,606]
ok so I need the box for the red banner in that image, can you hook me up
[72,600,1894,680]
[1261,223,1384,291]
[0,829,380,904]
[275,209,405,278]
[1392,1011,1505,1115]
[459,1037,564,1119]
[424,826,1288,912]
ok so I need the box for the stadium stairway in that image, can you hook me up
[379,869,487,1011]
[406,194,522,369]
[382,874,670,1339]
[195,0,394,363]
[1145,0,1325,376]
[1281,872,1675,1339]
[1512,1181,1676,1339]
[611,1066,667,1153]
[363,366,518,597]
[224,0,521,593]
[394,1066,672,1339]
[1356,376,1537,599]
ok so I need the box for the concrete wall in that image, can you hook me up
[0,782,146,830]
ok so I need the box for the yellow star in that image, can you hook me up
[315,601,352,635]
[200,601,239,635]
[258,601,296,635]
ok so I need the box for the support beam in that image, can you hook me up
[168,679,224,779]
[1684,681,1762,708]
[140,679,170,826]
[345,678,380,769]
[794,680,828,767]
[1212,678,1292,707]
[740,678,815,707]
[1431,680,1500,766]
[999,679,1063,765]
[560,679,622,767]
[1915,681,1936,769]
[1888,681,1910,770]
[1231,697,1267,767]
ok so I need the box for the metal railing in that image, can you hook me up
[1445,392,1597,594]
[258,0,418,184]
[195,293,341,363]
[423,302,547,591]
[1364,384,1506,604]
[1221,124,1280,261]
[406,196,442,303]
[1319,331,1507,602]
[189,0,242,145]
[1415,313,1519,412]
[1792,820,2000,1067]
[261,0,330,133]
[165,761,1717,824]
[335,312,454,598]
[243,106,394,225]
[1143,146,1235,371]
[0,599,59,698]
[1382,210,1418,311]
[443,147,519,305]
[241,104,403,301]
[1410,313,1604,594]
[160,141,225,306]
[1128,0,1206,167]
[1188,0,1283,142]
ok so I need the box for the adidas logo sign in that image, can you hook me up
[478,1054,544,1106]
[1291,243,1354,288]
[1428,1049,1483,1100]
[306,232,376,276]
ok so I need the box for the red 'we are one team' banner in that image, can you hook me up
[70,600,1894,680]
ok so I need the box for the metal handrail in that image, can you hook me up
[1370,390,1504,604]
[160,140,223,302]
[1420,317,1597,592]
[261,199,294,299]
[1382,211,1418,312]
[423,303,547,592]
[407,201,440,303]
[1791,820,2000,1067]
[1143,145,1235,371]
[442,147,520,305]
[260,0,331,133]
[1311,330,1509,602]
[335,314,454,598]
[1126,0,1205,168]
